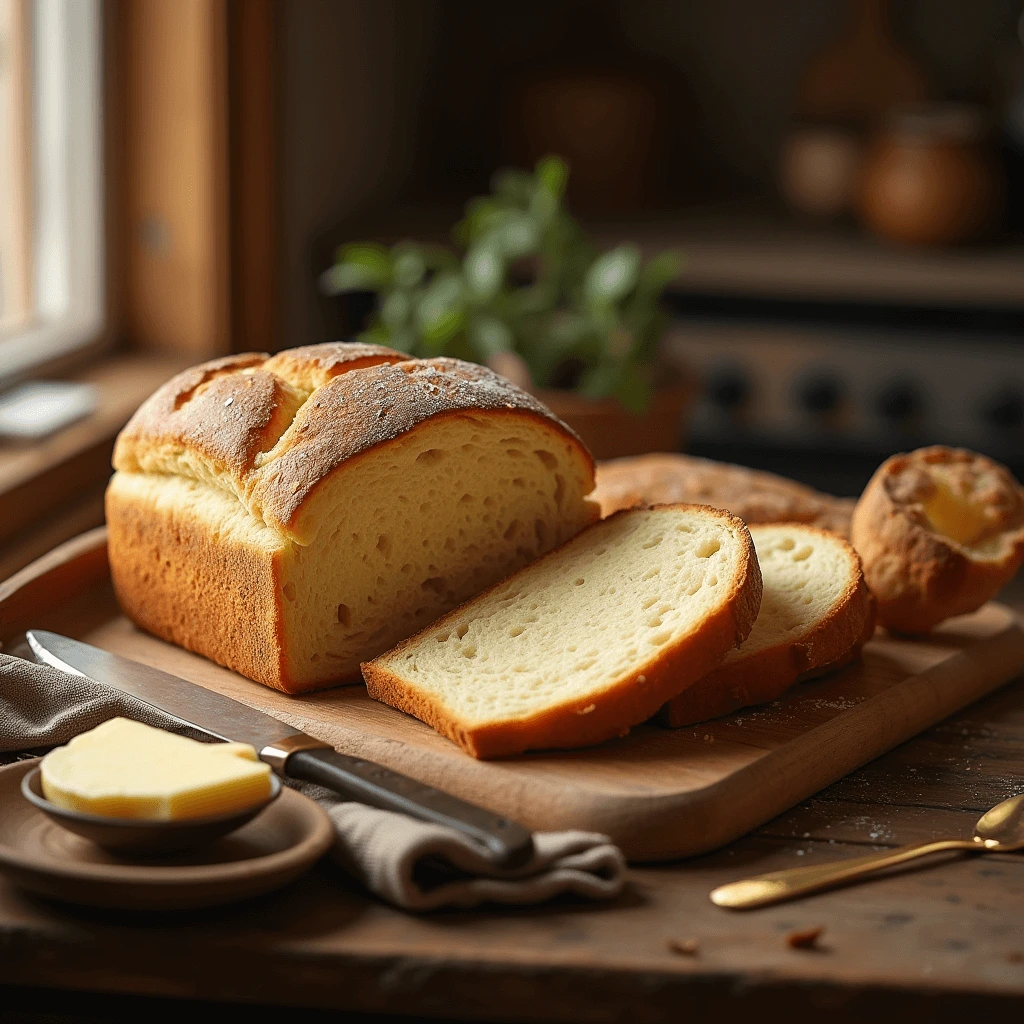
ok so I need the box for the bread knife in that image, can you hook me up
[26,630,534,868]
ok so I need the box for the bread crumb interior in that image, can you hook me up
[382,508,748,727]
[723,525,852,663]
[280,414,594,681]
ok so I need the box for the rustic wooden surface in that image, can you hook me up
[5,529,1024,864]
[3,538,1024,1020]
[3,678,1024,1022]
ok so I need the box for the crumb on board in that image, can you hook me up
[1007,951,1024,964]
[667,938,700,956]
[786,926,824,950]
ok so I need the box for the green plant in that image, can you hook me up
[320,156,682,413]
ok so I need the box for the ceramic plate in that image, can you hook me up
[0,759,334,910]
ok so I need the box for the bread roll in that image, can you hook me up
[851,446,1024,633]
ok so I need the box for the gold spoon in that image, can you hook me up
[711,792,1024,910]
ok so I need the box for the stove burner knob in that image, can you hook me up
[876,381,922,422]
[705,366,750,410]
[983,389,1024,430]
[796,374,843,415]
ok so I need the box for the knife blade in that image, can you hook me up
[26,630,534,868]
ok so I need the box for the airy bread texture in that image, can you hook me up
[662,524,875,726]
[593,453,855,536]
[363,504,762,758]
[107,344,597,692]
[851,446,1024,633]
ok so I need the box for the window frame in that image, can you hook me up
[0,0,104,385]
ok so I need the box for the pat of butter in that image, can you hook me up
[924,480,990,547]
[40,718,273,821]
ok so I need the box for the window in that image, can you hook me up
[0,0,102,380]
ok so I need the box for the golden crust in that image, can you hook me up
[593,453,855,536]
[361,504,763,759]
[105,479,289,689]
[661,525,876,727]
[114,349,593,542]
[113,352,299,478]
[851,446,1024,633]
[261,341,405,391]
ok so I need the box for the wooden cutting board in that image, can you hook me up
[5,527,1024,862]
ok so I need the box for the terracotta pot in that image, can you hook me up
[857,103,1003,245]
[534,386,692,461]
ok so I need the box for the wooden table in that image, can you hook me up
[3,664,1024,1023]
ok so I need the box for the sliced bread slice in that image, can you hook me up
[661,523,875,727]
[362,504,762,758]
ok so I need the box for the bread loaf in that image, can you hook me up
[107,344,598,692]
[363,504,762,758]
[662,524,875,726]
[593,453,855,536]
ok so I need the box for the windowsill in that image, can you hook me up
[0,314,106,386]
[0,350,188,581]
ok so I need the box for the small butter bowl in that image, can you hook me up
[21,768,282,855]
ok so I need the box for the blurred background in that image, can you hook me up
[2,0,1024,577]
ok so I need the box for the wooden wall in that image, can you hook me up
[112,0,276,359]
[120,0,230,358]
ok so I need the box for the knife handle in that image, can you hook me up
[284,748,535,869]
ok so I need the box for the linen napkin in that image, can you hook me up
[0,653,626,911]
